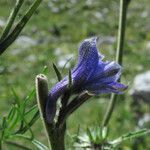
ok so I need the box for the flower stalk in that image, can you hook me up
[102,0,131,127]
[36,74,51,149]
[36,74,67,150]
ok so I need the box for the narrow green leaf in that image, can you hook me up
[10,134,48,150]
[0,0,24,40]
[53,63,62,81]
[87,127,94,142]
[20,88,36,116]
[24,88,35,104]
[102,127,108,140]
[11,88,20,107]
[32,139,48,150]
[110,128,150,146]
[16,110,39,134]
[1,117,7,140]
[95,126,101,143]
[25,105,38,116]
[16,108,34,139]
[8,107,20,130]
[7,106,15,121]
[0,0,42,55]
[42,66,48,74]
[7,106,18,127]
[2,117,7,129]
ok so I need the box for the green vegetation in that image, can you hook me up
[0,0,149,149]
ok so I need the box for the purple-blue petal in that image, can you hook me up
[107,82,128,93]
[46,79,68,123]
[72,37,99,84]
[46,37,127,123]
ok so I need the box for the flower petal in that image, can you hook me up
[86,61,121,85]
[72,37,100,84]
[104,61,121,78]
[107,82,128,93]
[46,79,68,123]
[83,82,127,94]
[78,37,99,64]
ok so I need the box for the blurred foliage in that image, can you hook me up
[0,0,150,149]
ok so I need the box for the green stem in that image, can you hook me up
[102,0,130,127]
[0,0,24,41]
[48,124,66,150]
[0,139,2,150]
[36,74,66,150]
[0,0,42,55]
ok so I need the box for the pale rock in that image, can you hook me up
[57,54,74,68]
[138,113,150,127]
[130,71,150,103]
[0,19,6,27]
[15,36,37,48]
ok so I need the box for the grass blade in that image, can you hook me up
[32,139,48,150]
[68,69,72,88]
[53,63,62,81]
[11,88,20,107]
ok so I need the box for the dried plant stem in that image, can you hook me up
[102,0,130,127]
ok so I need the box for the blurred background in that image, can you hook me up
[0,0,149,149]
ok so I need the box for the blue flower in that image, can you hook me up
[46,37,127,123]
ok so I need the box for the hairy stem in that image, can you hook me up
[102,0,130,127]
[36,74,66,150]
[48,124,66,150]
[36,74,51,149]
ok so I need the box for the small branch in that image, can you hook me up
[36,74,68,150]
[102,0,130,127]
[0,0,24,41]
[0,0,42,55]
[61,90,70,109]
